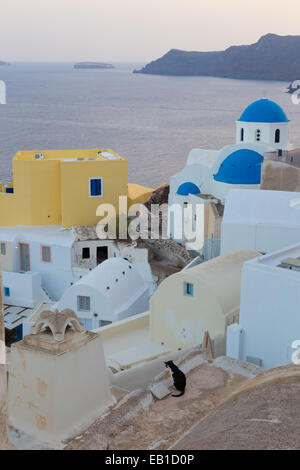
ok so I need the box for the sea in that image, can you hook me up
[0,62,299,188]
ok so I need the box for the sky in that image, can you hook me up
[1,0,300,62]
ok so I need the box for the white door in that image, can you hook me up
[20,243,30,271]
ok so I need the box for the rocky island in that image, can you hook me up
[134,34,300,81]
[0,61,10,66]
[74,62,115,69]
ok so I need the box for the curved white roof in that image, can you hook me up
[184,249,259,315]
[74,258,146,314]
[155,249,259,317]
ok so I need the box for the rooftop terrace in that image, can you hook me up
[248,243,300,272]
[14,149,124,162]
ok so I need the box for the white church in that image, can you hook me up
[168,98,291,248]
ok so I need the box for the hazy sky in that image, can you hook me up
[1,0,300,62]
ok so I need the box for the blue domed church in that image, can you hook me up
[168,99,290,248]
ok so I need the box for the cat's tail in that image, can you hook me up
[171,391,185,397]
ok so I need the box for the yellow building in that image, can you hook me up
[0,149,127,228]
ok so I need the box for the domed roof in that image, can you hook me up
[214,149,263,185]
[177,182,201,196]
[238,99,289,123]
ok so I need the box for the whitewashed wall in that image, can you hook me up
[221,190,300,255]
[236,121,289,149]
[2,271,44,308]
[228,253,300,368]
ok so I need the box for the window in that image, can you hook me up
[275,129,280,143]
[79,318,93,330]
[89,178,103,197]
[256,129,261,142]
[0,243,6,255]
[82,247,90,259]
[184,282,194,297]
[240,128,244,142]
[99,320,112,327]
[41,246,51,263]
[97,246,108,264]
[20,243,30,272]
[4,287,10,297]
[77,295,91,312]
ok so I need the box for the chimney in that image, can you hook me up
[8,308,113,446]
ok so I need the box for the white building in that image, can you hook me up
[221,189,300,255]
[54,258,150,330]
[0,225,156,339]
[169,99,291,246]
[0,226,75,301]
[227,244,300,369]
[0,225,155,302]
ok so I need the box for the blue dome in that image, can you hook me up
[214,149,263,185]
[238,99,289,123]
[176,182,201,196]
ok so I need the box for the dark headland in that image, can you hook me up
[0,61,10,66]
[134,34,300,81]
[74,62,115,69]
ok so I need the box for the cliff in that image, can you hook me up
[134,34,300,81]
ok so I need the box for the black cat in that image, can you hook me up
[165,360,186,397]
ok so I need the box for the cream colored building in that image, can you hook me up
[95,250,259,389]
[8,309,112,445]
[149,250,259,357]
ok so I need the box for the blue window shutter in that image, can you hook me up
[90,178,102,196]
[184,282,194,297]
[4,287,10,297]
[95,179,100,196]
[90,179,95,196]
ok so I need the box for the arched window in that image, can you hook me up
[275,129,280,143]
[240,128,244,142]
[256,129,261,142]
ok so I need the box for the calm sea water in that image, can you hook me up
[0,62,299,188]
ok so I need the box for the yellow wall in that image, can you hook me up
[14,159,62,225]
[0,149,127,228]
[60,158,127,228]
